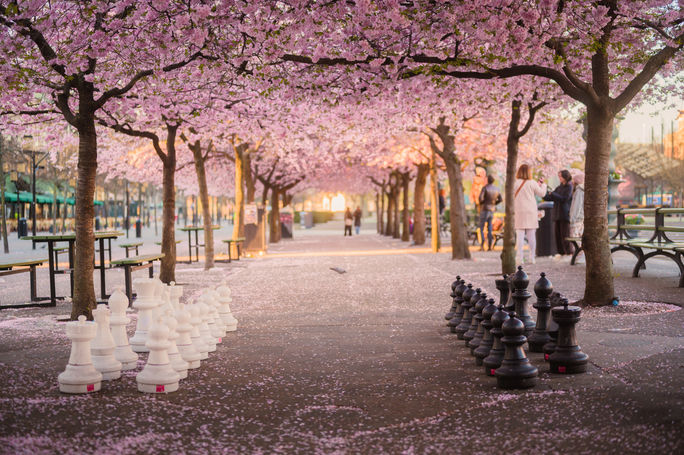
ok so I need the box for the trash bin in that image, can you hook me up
[135,220,142,238]
[280,210,293,239]
[17,218,28,238]
[300,211,313,229]
[536,202,557,257]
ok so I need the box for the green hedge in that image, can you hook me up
[292,211,335,225]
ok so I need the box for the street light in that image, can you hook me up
[22,135,48,248]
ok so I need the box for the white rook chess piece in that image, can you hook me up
[197,301,217,352]
[189,304,210,360]
[108,289,138,370]
[58,316,102,394]
[165,315,189,379]
[136,318,180,393]
[130,278,158,353]
[91,304,122,380]
[216,281,238,332]
[175,303,201,369]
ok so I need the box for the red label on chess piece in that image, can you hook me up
[558,366,566,373]
[544,354,549,360]
[491,369,496,375]
[219,338,222,343]
[156,385,165,392]
[87,384,94,392]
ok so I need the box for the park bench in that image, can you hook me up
[0,258,47,308]
[53,246,69,271]
[221,237,245,262]
[155,240,182,246]
[110,253,165,302]
[119,242,143,258]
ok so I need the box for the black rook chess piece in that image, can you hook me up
[473,298,497,366]
[543,293,564,361]
[549,300,589,374]
[505,274,515,311]
[527,273,553,353]
[483,304,510,376]
[495,311,538,389]
[511,266,535,336]
[495,274,509,307]
[447,280,467,333]
[463,290,484,345]
[454,284,475,340]
[468,292,488,353]
[445,276,462,321]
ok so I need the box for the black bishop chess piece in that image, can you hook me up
[527,273,553,353]
[447,280,467,333]
[463,290,484,346]
[454,285,476,340]
[483,304,510,376]
[511,266,535,337]
[468,293,488,354]
[549,300,589,374]
[473,298,497,366]
[543,293,564,361]
[495,311,538,389]
[445,276,462,321]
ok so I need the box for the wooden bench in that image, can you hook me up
[221,237,245,262]
[110,254,165,302]
[155,240,182,246]
[119,242,143,258]
[0,259,47,308]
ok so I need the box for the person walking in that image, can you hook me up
[344,207,353,236]
[569,172,585,238]
[478,175,502,251]
[513,164,547,264]
[353,206,362,235]
[543,169,574,257]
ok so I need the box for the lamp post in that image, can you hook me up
[22,135,47,249]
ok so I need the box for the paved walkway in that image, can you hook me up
[0,222,682,453]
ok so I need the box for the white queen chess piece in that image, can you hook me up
[91,304,122,380]
[58,316,103,394]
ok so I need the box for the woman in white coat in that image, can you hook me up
[514,164,547,264]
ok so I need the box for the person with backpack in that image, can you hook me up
[478,175,503,251]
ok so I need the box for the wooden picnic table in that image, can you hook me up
[21,231,123,305]
[179,225,219,263]
[0,258,47,308]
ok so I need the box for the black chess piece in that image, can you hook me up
[495,274,509,308]
[495,311,538,389]
[543,294,564,361]
[445,276,462,321]
[447,280,467,333]
[504,274,515,311]
[483,304,510,376]
[468,292,488,353]
[463,290,484,345]
[549,300,589,374]
[474,298,497,366]
[454,284,475,340]
[511,266,535,336]
[528,273,553,352]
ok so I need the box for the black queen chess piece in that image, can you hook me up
[549,300,589,374]
[447,280,467,333]
[495,311,538,389]
[473,298,497,366]
[527,273,553,352]
[455,285,476,340]
[511,266,535,336]
[483,304,510,377]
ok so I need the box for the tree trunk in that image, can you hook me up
[375,192,380,233]
[0,140,9,254]
[71,115,98,320]
[244,152,256,203]
[233,144,246,242]
[378,186,385,234]
[262,184,270,206]
[159,126,178,283]
[443,158,471,259]
[401,172,410,242]
[582,104,614,306]
[502,102,521,274]
[191,143,214,270]
[392,183,400,239]
[429,153,440,252]
[269,186,280,243]
[413,163,428,245]
[385,187,394,236]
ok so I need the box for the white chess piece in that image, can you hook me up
[130,278,158,353]
[91,304,122,380]
[58,316,103,394]
[216,281,238,332]
[168,282,183,312]
[205,290,227,339]
[136,318,180,393]
[165,315,189,379]
[108,289,139,370]
[197,301,217,352]
[199,293,223,343]
[188,304,210,360]
[175,303,201,369]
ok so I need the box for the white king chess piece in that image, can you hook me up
[58,316,103,394]
[129,278,158,353]
[91,304,122,380]
[136,318,180,393]
[216,281,238,332]
[108,289,139,370]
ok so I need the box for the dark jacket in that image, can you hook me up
[478,184,502,212]
[543,182,573,221]
[353,208,362,226]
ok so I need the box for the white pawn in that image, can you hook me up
[168,282,183,312]
[205,290,227,339]
[216,281,238,332]
[108,289,139,370]
[175,303,201,369]
[165,315,189,379]
[91,304,122,380]
[150,276,166,320]
[136,318,180,393]
[200,293,223,343]
[189,304,210,360]
[130,278,158,353]
[58,316,103,394]
[197,301,217,352]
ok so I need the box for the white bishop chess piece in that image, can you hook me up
[175,303,202,369]
[58,316,103,394]
[129,278,158,353]
[136,318,180,393]
[91,304,122,380]
[216,281,238,332]
[108,289,138,370]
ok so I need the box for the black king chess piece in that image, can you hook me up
[527,273,553,352]
[463,290,485,346]
[445,276,462,321]
[473,298,497,366]
[454,285,476,340]
[511,266,535,337]
[549,300,589,374]
[483,304,510,376]
[495,311,538,389]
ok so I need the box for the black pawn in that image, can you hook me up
[543,293,563,361]
[447,280,467,333]
[454,285,475,340]
[474,298,497,366]
[511,266,535,336]
[495,274,509,307]
[468,293,488,353]
[463,289,484,345]
[445,276,462,321]
[483,304,510,376]
[528,273,553,352]
[495,311,538,389]
[549,300,589,374]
